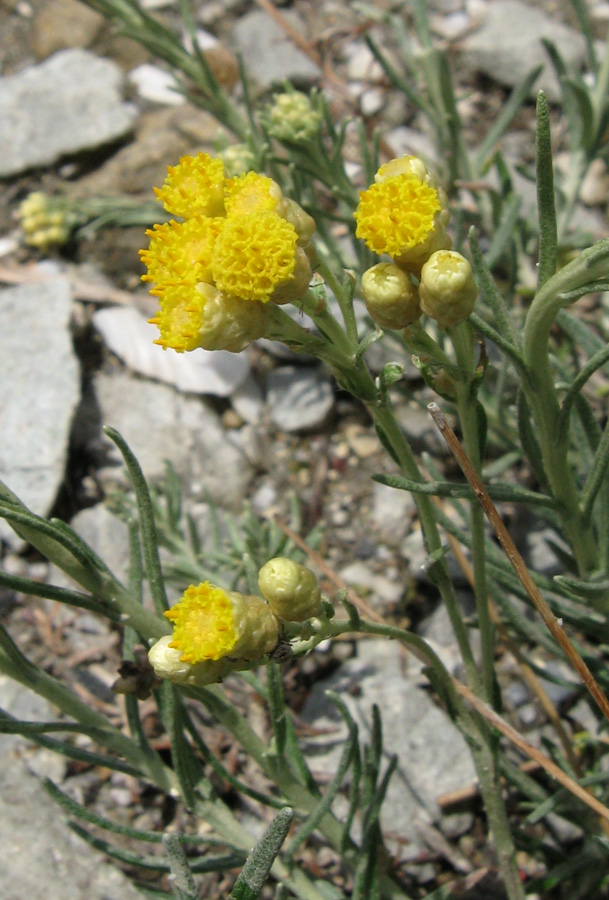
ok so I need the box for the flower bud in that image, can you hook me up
[258,557,322,622]
[419,250,477,329]
[266,91,322,144]
[361,262,421,329]
[220,143,257,178]
[280,198,316,247]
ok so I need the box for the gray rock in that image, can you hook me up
[230,372,265,424]
[460,0,586,101]
[401,527,467,584]
[92,306,250,398]
[0,49,137,177]
[372,481,417,545]
[67,504,130,583]
[395,400,446,454]
[0,678,142,900]
[231,10,320,87]
[94,371,252,507]
[266,365,335,432]
[338,560,404,608]
[0,279,79,547]
[301,640,476,843]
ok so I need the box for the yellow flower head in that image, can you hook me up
[140,216,223,288]
[212,211,298,302]
[224,172,285,218]
[154,153,226,218]
[149,281,206,353]
[164,581,279,664]
[354,173,442,259]
[149,282,269,353]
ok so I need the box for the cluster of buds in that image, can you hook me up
[354,156,477,330]
[218,143,257,178]
[264,90,323,145]
[148,558,322,687]
[140,153,316,353]
[16,192,74,250]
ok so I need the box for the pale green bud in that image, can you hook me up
[419,250,477,329]
[258,557,322,622]
[361,262,421,329]
[220,143,257,178]
[267,91,322,144]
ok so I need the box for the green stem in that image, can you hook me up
[315,255,359,346]
[362,377,481,693]
[451,323,495,704]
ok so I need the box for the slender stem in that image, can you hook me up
[315,255,359,346]
[451,323,495,704]
[362,375,481,692]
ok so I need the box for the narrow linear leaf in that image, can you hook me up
[0,710,144,776]
[229,808,294,900]
[43,779,235,847]
[557,343,609,442]
[266,661,288,759]
[105,427,168,615]
[571,0,598,71]
[475,65,543,168]
[484,193,522,269]
[535,91,558,288]
[373,473,555,507]
[163,833,197,900]
[517,390,549,490]
[0,570,116,619]
[285,692,357,862]
[581,418,609,523]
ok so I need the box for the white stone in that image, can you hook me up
[92,306,250,397]
[127,64,184,106]
[0,49,137,177]
[0,279,79,546]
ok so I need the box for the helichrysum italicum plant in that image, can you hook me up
[7,1,609,897]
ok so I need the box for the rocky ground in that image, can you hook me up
[1,0,609,898]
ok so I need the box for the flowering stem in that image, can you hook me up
[358,370,481,693]
[314,255,359,346]
[451,322,495,705]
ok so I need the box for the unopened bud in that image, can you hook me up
[419,250,477,329]
[220,143,257,178]
[267,91,322,144]
[258,557,322,622]
[361,263,421,329]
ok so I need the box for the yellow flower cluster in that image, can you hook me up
[354,156,476,330]
[17,192,72,250]
[148,560,323,687]
[141,153,316,353]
